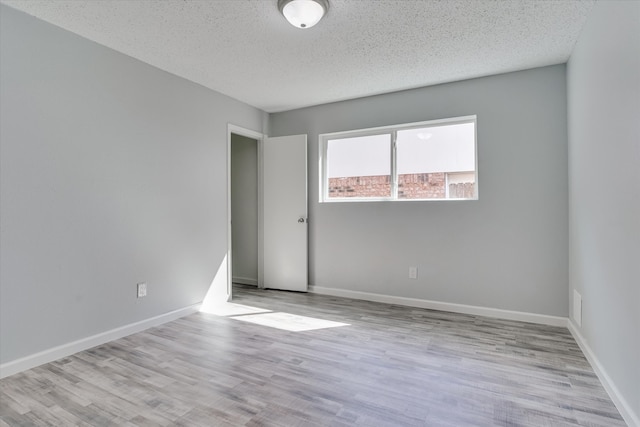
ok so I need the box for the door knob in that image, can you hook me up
[298,217,306,223]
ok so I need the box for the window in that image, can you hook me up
[319,116,477,202]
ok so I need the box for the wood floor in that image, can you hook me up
[1,285,626,426]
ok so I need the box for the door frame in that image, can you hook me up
[227,124,265,301]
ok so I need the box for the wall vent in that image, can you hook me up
[573,289,582,327]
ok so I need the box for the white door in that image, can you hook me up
[263,135,308,291]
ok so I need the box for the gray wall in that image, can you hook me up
[270,65,569,317]
[567,0,640,420]
[231,134,258,285]
[0,6,266,364]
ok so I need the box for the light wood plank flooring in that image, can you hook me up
[1,285,626,426]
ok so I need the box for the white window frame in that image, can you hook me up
[319,115,478,203]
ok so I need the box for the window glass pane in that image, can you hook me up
[327,134,391,198]
[396,122,475,199]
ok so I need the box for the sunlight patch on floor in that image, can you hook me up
[201,301,350,332]
[199,302,271,316]
[231,311,350,332]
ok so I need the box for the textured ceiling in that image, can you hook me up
[1,0,595,113]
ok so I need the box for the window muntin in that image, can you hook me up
[320,116,477,202]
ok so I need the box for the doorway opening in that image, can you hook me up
[227,125,265,301]
[230,133,259,287]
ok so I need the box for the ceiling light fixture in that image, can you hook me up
[278,0,329,29]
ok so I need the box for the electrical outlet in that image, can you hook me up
[409,267,418,279]
[137,282,147,298]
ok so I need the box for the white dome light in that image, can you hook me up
[278,0,329,29]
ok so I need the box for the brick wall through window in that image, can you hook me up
[328,173,474,199]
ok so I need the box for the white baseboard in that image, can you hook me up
[0,303,201,379]
[232,276,258,286]
[568,320,639,427]
[308,285,567,327]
